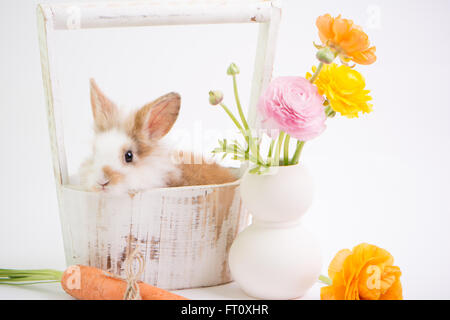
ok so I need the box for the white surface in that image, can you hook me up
[1,0,450,300]
[0,281,321,300]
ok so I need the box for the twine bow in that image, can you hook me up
[104,246,145,300]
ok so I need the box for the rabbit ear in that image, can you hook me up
[134,92,181,141]
[90,79,118,131]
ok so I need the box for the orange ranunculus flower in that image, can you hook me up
[316,14,376,65]
[321,243,403,300]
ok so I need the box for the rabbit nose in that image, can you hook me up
[97,178,110,187]
[100,180,110,187]
[97,171,110,187]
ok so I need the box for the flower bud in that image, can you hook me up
[209,90,224,105]
[227,63,240,76]
[316,47,335,64]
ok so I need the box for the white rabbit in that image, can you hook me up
[79,79,236,194]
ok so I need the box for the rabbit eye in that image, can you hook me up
[124,150,133,163]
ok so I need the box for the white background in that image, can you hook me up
[1,0,450,300]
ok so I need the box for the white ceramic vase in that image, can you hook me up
[229,164,322,299]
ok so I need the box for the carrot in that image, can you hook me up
[0,265,187,300]
[61,265,187,300]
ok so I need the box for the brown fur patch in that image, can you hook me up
[102,165,124,186]
[135,134,153,158]
[167,151,237,187]
[124,114,153,158]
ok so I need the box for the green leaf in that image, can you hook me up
[249,166,261,174]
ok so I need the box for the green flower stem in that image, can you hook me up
[324,104,336,117]
[219,147,264,166]
[218,102,264,166]
[256,138,261,165]
[273,132,285,166]
[267,139,276,166]
[291,140,305,165]
[231,75,265,166]
[247,131,263,165]
[219,103,245,136]
[0,269,63,285]
[283,134,291,165]
[244,131,265,166]
[219,103,264,164]
[232,75,250,131]
[231,74,250,158]
[319,274,332,286]
[309,62,324,83]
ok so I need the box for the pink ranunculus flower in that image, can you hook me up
[258,76,326,141]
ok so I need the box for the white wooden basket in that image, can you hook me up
[37,0,281,290]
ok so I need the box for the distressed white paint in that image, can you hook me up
[248,2,281,126]
[61,181,248,289]
[44,0,276,30]
[37,0,281,289]
[37,5,69,186]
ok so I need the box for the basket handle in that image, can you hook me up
[37,0,282,187]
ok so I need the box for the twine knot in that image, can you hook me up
[104,246,145,300]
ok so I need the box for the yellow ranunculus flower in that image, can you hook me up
[307,63,372,118]
[321,243,403,300]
